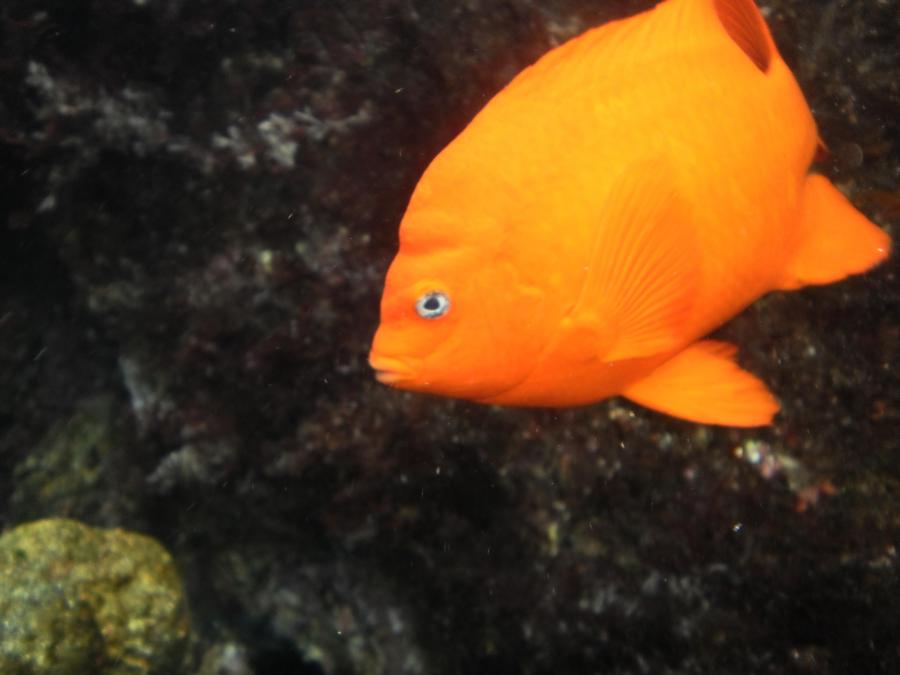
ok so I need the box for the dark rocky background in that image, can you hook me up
[1,0,898,673]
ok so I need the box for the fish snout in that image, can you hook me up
[368,353,421,386]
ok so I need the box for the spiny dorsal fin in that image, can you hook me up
[713,0,772,72]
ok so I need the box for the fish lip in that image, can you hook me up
[375,370,408,385]
[369,354,419,385]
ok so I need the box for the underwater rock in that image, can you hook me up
[0,518,191,675]
[203,542,428,675]
[196,643,254,675]
[8,396,140,525]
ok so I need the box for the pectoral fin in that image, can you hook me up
[572,160,699,363]
[621,340,779,427]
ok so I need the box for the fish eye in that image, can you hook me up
[415,291,451,319]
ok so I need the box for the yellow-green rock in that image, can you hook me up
[0,518,191,675]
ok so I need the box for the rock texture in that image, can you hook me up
[0,518,191,675]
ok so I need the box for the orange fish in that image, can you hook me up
[369,0,891,426]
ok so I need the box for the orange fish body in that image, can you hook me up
[369,0,890,426]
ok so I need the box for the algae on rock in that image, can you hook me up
[0,518,191,675]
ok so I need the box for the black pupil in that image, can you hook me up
[423,295,441,312]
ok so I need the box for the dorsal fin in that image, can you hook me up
[713,0,772,72]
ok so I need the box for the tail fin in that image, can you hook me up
[781,174,891,289]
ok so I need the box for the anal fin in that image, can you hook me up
[781,174,891,289]
[621,340,778,427]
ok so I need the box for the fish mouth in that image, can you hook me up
[369,355,418,385]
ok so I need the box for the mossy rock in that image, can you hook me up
[0,518,191,675]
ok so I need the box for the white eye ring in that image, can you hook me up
[415,291,451,319]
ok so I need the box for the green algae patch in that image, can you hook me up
[0,518,191,675]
